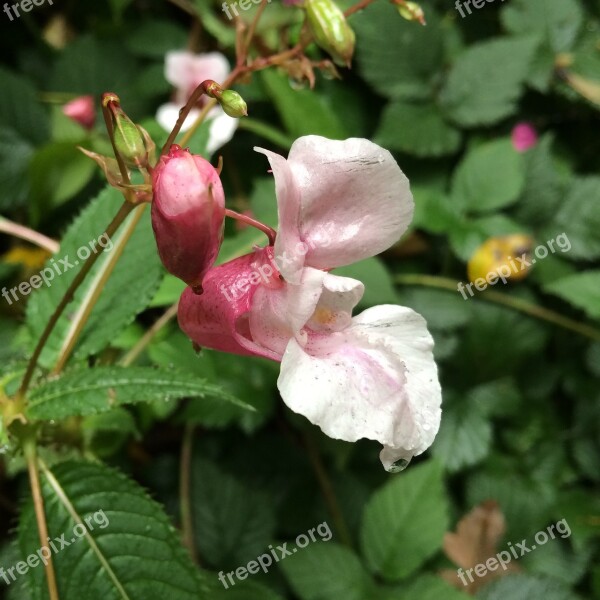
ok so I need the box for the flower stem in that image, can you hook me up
[224,208,276,245]
[24,438,59,600]
[120,302,179,367]
[16,201,136,400]
[179,424,199,564]
[395,274,600,341]
[0,217,59,254]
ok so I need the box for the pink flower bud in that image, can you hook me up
[151,145,225,292]
[511,122,538,152]
[62,95,96,130]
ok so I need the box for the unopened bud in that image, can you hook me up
[102,93,148,168]
[396,0,425,24]
[151,145,225,292]
[304,0,355,67]
[63,95,96,130]
[202,81,248,118]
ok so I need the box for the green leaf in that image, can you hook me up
[440,37,538,126]
[380,575,471,600]
[27,366,246,420]
[354,3,445,99]
[451,139,525,213]
[126,20,188,58]
[281,542,373,600]
[0,67,48,144]
[26,187,163,368]
[0,126,34,210]
[543,271,600,320]
[477,574,581,600]
[396,288,469,330]
[29,142,96,222]
[261,70,347,139]
[18,460,208,599]
[374,101,462,158]
[501,0,583,53]
[543,177,600,261]
[191,458,276,567]
[211,580,285,600]
[361,461,448,581]
[432,397,492,473]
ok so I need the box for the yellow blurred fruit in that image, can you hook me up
[467,235,533,284]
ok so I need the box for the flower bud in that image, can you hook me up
[102,93,148,168]
[304,0,355,67]
[202,81,248,118]
[396,1,425,25]
[151,145,225,292]
[63,95,96,129]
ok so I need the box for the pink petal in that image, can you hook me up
[511,122,538,152]
[178,248,282,361]
[255,136,414,282]
[277,305,441,471]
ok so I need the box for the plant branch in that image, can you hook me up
[51,205,147,374]
[179,425,198,564]
[395,274,600,341]
[24,439,59,600]
[304,432,353,548]
[120,302,179,367]
[16,201,136,400]
[0,217,59,254]
[224,208,276,245]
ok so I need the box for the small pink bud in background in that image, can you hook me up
[511,122,538,152]
[151,145,225,292]
[62,95,95,130]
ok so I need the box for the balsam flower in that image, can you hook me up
[156,51,238,156]
[511,122,538,152]
[151,145,225,292]
[63,95,95,130]
[178,136,441,470]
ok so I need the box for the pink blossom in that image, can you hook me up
[177,136,441,471]
[156,51,237,156]
[151,145,225,292]
[511,122,538,152]
[62,95,95,130]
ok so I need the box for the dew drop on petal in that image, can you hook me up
[387,457,411,473]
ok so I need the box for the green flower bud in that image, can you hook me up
[304,0,355,67]
[218,90,248,118]
[102,93,148,168]
[397,0,425,25]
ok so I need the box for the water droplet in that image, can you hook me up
[387,457,411,473]
[288,77,307,91]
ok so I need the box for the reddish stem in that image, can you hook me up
[224,208,276,245]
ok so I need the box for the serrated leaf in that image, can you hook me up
[543,271,600,320]
[432,399,492,473]
[501,0,583,53]
[26,186,163,368]
[383,575,471,600]
[451,139,525,213]
[375,101,462,158]
[280,542,373,600]
[543,177,600,261]
[27,366,247,420]
[191,458,276,567]
[361,461,449,581]
[18,460,208,599]
[477,574,580,600]
[354,3,445,99]
[440,37,538,126]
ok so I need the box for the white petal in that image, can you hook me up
[277,305,441,471]
[206,109,238,156]
[156,103,201,133]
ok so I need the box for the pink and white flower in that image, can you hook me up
[175,136,441,471]
[156,51,238,156]
[511,122,538,152]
